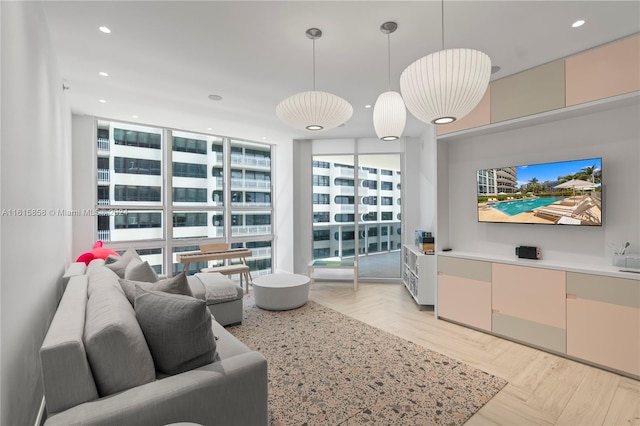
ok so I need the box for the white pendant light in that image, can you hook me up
[400,1,491,125]
[373,22,406,141]
[276,28,353,132]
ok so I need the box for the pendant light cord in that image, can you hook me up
[312,38,316,91]
[387,33,391,91]
[441,0,445,50]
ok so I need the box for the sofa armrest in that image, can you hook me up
[62,262,87,291]
[44,351,268,426]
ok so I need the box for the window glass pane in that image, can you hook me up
[230,240,272,276]
[230,211,271,237]
[99,210,163,242]
[172,211,224,239]
[229,140,272,208]
[115,247,163,275]
[172,131,222,207]
[97,121,163,209]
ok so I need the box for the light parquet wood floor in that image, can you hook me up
[308,281,640,426]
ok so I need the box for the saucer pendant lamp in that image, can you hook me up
[373,22,406,141]
[276,28,353,131]
[400,0,491,125]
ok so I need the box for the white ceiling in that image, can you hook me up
[43,1,640,144]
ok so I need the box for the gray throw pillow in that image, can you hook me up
[105,248,140,278]
[119,272,192,305]
[124,258,159,283]
[135,286,216,375]
[84,282,156,396]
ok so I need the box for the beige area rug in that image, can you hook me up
[228,297,507,425]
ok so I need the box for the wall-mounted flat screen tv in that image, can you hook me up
[477,157,602,226]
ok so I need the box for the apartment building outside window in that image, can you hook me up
[311,154,402,279]
[95,120,273,276]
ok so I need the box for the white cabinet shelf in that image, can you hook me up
[402,244,436,307]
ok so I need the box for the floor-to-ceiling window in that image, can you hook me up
[95,120,273,276]
[312,154,402,280]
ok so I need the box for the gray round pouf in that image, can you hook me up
[252,273,310,311]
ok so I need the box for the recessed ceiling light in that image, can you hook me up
[208,94,223,101]
[365,104,372,109]
[99,71,109,77]
[261,137,267,140]
[132,115,138,119]
[207,127,213,131]
[99,26,111,34]
[491,65,501,74]
[572,19,585,28]
[98,99,107,103]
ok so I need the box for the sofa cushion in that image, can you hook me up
[124,257,159,283]
[135,286,217,375]
[119,272,192,305]
[104,248,140,278]
[191,272,242,304]
[87,265,124,298]
[84,279,156,396]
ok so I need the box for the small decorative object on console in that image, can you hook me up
[415,230,435,254]
[515,246,541,259]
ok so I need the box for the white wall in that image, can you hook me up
[440,99,640,267]
[273,138,294,273]
[0,2,73,424]
[72,115,97,256]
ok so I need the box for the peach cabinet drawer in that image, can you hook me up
[492,263,566,329]
[567,298,640,376]
[438,274,491,332]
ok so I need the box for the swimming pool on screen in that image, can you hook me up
[489,197,565,216]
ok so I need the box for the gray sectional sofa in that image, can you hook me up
[41,258,268,426]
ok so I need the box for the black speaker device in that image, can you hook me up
[516,246,541,259]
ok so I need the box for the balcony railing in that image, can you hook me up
[230,155,271,168]
[231,202,272,207]
[249,247,272,258]
[231,225,272,236]
[97,199,110,206]
[97,229,111,241]
[230,178,271,190]
[97,138,110,153]
[336,204,368,213]
[97,168,109,184]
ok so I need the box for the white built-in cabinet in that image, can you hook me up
[437,255,640,379]
[402,244,436,307]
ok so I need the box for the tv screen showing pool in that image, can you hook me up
[476,157,602,226]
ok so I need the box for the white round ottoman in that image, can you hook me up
[252,273,310,311]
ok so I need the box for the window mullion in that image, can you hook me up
[164,128,173,275]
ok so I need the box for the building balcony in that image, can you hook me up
[249,247,272,258]
[230,155,271,169]
[333,186,355,195]
[97,199,110,206]
[97,138,110,156]
[97,229,111,241]
[333,168,368,179]
[232,225,272,236]
[230,178,271,190]
[97,168,110,185]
